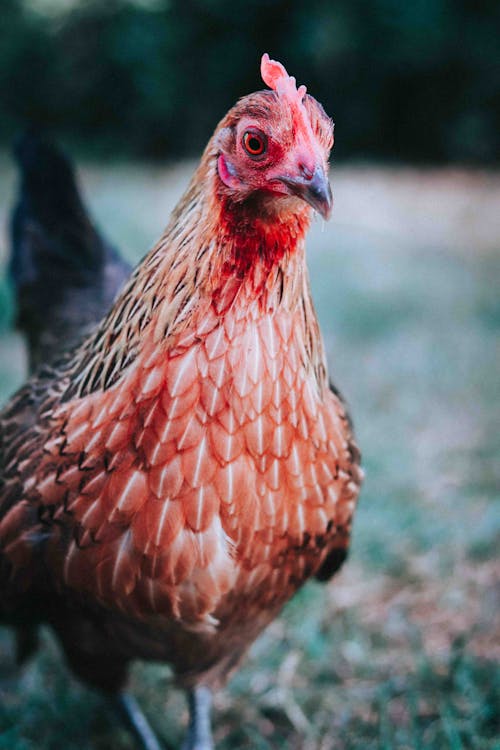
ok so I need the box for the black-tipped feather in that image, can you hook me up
[9,132,131,371]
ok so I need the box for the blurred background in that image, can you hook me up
[1,0,499,163]
[0,1,499,749]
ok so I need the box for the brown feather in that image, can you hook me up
[0,76,362,695]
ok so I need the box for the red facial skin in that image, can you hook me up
[216,99,332,204]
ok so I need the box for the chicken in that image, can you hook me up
[0,55,362,749]
[9,131,130,371]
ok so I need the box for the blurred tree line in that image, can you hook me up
[1,0,499,163]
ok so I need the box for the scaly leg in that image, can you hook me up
[112,692,170,750]
[181,686,214,750]
[52,618,169,749]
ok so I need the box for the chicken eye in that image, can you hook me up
[242,130,267,157]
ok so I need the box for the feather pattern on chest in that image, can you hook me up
[0,169,359,632]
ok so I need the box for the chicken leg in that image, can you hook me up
[113,692,168,750]
[181,687,214,750]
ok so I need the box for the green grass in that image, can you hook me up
[0,160,498,749]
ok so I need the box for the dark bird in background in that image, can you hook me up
[9,131,130,371]
[0,55,362,750]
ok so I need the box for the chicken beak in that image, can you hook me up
[279,165,333,220]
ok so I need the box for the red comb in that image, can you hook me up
[261,53,307,101]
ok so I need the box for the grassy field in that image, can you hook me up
[0,157,498,749]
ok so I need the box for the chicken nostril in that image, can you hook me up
[299,163,314,180]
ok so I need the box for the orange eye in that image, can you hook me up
[242,130,267,157]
